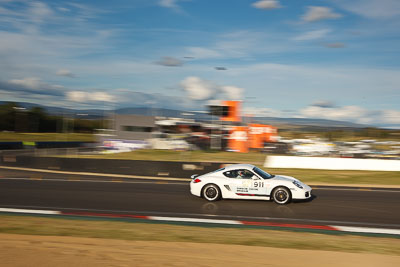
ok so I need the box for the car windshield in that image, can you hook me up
[253,167,274,179]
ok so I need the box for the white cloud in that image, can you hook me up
[300,105,372,123]
[185,47,221,59]
[181,76,217,101]
[0,1,115,81]
[293,29,331,41]
[333,0,400,19]
[227,62,400,101]
[7,77,64,94]
[159,0,178,8]
[9,77,42,90]
[56,69,75,77]
[243,104,400,127]
[180,77,245,101]
[220,86,243,100]
[302,6,342,22]
[28,2,53,24]
[158,0,185,13]
[184,31,271,60]
[252,0,282,10]
[66,91,87,102]
[90,92,116,102]
[381,110,400,124]
[66,91,116,103]
[299,104,400,126]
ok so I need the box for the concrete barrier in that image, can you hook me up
[264,155,400,171]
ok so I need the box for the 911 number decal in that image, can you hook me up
[254,181,264,187]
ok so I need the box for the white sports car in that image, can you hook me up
[190,164,312,205]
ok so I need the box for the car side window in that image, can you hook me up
[223,171,236,178]
[240,169,254,179]
[224,169,254,179]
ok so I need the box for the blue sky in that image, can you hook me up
[1,0,400,127]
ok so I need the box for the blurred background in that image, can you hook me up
[1,0,399,163]
[1,100,400,161]
[1,2,400,264]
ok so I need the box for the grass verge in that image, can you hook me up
[0,214,399,255]
[0,132,95,142]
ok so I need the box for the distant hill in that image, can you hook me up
[116,107,183,117]
[252,117,368,128]
[0,101,105,119]
[1,101,376,129]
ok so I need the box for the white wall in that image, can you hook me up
[264,156,400,171]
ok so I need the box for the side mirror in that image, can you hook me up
[191,174,199,179]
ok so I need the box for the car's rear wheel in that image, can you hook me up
[272,186,291,205]
[202,184,221,202]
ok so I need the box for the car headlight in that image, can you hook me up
[293,180,303,189]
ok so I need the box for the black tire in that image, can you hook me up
[272,186,291,205]
[202,184,221,202]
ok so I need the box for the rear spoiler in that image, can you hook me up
[191,174,199,179]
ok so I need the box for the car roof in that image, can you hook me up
[223,164,256,171]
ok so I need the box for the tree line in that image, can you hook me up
[0,102,103,133]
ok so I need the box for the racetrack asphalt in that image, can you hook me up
[0,168,399,229]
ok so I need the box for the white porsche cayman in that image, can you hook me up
[190,164,312,205]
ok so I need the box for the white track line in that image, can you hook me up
[0,208,60,215]
[332,225,400,235]
[2,204,400,229]
[1,207,400,236]
[148,216,242,225]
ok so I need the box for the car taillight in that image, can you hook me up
[193,178,201,183]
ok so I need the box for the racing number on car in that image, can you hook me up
[253,181,264,188]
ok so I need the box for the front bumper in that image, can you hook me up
[291,185,312,200]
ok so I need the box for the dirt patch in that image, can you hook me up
[1,234,399,267]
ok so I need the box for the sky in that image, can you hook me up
[0,0,400,127]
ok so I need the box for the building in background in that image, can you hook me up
[114,114,155,140]
[99,104,280,153]
[248,124,278,149]
[208,100,279,152]
[97,115,155,153]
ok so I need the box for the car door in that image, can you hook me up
[224,169,267,197]
[250,174,268,196]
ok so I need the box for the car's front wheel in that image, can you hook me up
[202,184,221,202]
[272,186,291,205]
